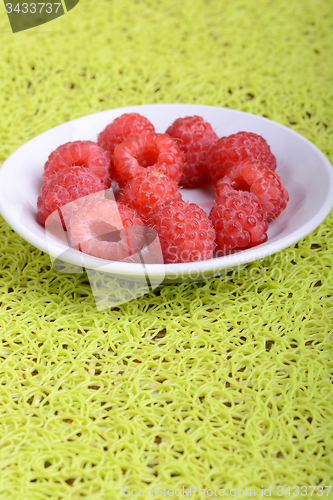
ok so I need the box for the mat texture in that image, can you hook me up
[0,0,333,499]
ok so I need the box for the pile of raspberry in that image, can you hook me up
[37,112,289,264]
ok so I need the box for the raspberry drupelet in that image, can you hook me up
[208,131,277,183]
[166,115,218,188]
[43,141,113,188]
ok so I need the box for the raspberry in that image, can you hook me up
[98,113,155,155]
[148,200,216,264]
[209,191,268,255]
[166,115,218,188]
[44,141,112,188]
[36,166,104,227]
[69,199,145,262]
[113,132,183,185]
[118,169,182,220]
[215,160,289,221]
[207,131,277,183]
[113,168,127,189]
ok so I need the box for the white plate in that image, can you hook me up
[0,103,333,286]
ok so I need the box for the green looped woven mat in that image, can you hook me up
[0,1,333,499]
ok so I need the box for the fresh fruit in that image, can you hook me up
[59,191,106,230]
[37,113,289,262]
[98,113,155,155]
[113,132,183,185]
[69,199,145,261]
[215,160,289,221]
[209,191,268,255]
[44,141,112,188]
[207,131,277,183]
[118,169,182,220]
[113,169,127,190]
[148,200,216,264]
[36,166,105,227]
[166,115,218,188]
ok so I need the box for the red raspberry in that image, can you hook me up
[113,133,183,185]
[166,115,218,188]
[44,141,112,188]
[69,199,145,262]
[207,131,277,183]
[59,191,106,231]
[148,200,216,264]
[209,191,268,255]
[97,113,155,155]
[36,166,104,227]
[113,168,127,190]
[118,169,182,220]
[215,160,289,221]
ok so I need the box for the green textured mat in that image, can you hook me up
[0,1,333,499]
